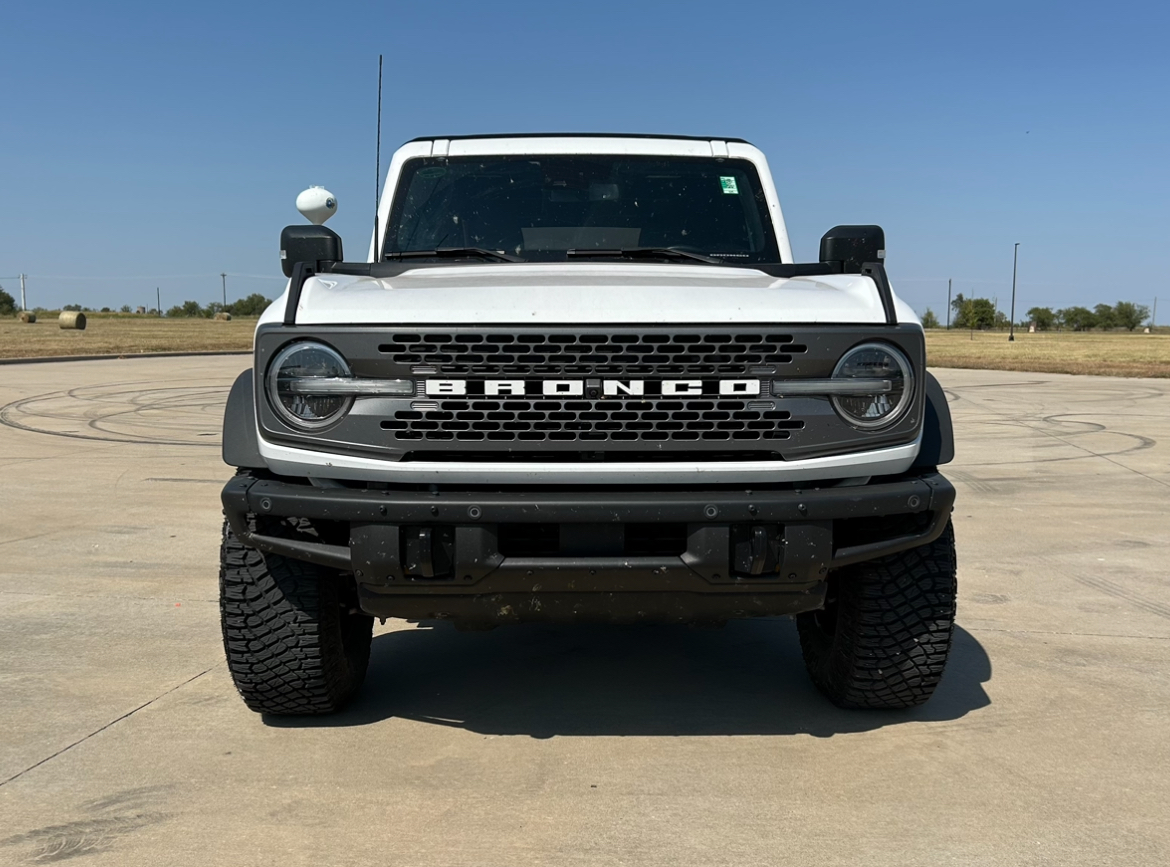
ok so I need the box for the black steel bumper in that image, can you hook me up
[222,472,955,623]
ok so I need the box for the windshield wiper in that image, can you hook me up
[566,246,726,265]
[385,247,523,263]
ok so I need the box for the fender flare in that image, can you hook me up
[222,370,265,470]
[911,372,954,469]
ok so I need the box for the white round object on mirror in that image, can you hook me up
[296,186,338,225]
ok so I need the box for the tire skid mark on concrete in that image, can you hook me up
[1041,413,1159,450]
[970,626,1170,640]
[949,380,1167,485]
[0,588,218,603]
[1,786,174,863]
[1,812,172,863]
[939,379,1052,391]
[144,477,223,484]
[0,380,230,447]
[0,529,62,547]
[945,469,1000,496]
[1017,552,1170,624]
[1068,572,1170,621]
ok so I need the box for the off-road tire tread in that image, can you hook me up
[220,517,372,715]
[797,521,957,709]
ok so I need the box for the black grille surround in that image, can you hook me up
[253,324,927,464]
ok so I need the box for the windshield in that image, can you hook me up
[384,155,781,264]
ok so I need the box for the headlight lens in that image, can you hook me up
[830,343,914,429]
[267,342,354,430]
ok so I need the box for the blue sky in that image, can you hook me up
[2,0,1167,319]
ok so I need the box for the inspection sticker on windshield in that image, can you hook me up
[719,176,739,194]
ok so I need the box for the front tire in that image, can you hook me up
[797,521,957,709]
[219,517,373,715]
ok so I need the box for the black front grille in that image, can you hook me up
[379,331,807,376]
[382,398,803,443]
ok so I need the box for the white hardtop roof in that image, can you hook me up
[400,134,755,158]
[375,134,793,261]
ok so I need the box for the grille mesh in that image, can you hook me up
[379,332,807,376]
[382,399,803,443]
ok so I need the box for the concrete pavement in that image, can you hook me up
[0,357,1167,865]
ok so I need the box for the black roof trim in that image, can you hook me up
[406,132,752,145]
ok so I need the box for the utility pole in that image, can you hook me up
[1009,242,1019,342]
[946,279,952,329]
[221,272,227,308]
[1152,297,1157,328]
[157,287,161,317]
[20,273,27,311]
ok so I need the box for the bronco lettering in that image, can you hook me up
[425,379,763,397]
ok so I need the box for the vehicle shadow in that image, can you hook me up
[266,618,991,737]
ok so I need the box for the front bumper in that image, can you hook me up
[222,472,955,623]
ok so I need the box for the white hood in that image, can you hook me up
[264,263,919,327]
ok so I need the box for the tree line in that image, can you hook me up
[921,294,1152,332]
[0,291,272,318]
[163,294,272,318]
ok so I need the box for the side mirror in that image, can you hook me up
[819,225,885,274]
[280,225,343,278]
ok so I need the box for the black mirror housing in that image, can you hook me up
[280,225,343,278]
[819,225,885,274]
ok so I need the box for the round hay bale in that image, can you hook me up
[59,311,87,330]
[18,311,36,324]
[214,311,232,321]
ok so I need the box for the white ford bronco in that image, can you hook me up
[219,134,957,715]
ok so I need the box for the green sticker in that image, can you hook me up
[418,167,447,179]
[720,176,739,195]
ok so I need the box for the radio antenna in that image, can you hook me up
[374,54,383,261]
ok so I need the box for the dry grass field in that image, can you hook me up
[0,314,256,359]
[925,328,1170,378]
[2,316,1168,377]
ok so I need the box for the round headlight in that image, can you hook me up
[830,343,914,429]
[267,342,353,430]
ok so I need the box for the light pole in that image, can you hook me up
[221,272,227,308]
[946,278,952,329]
[1009,242,1019,342]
